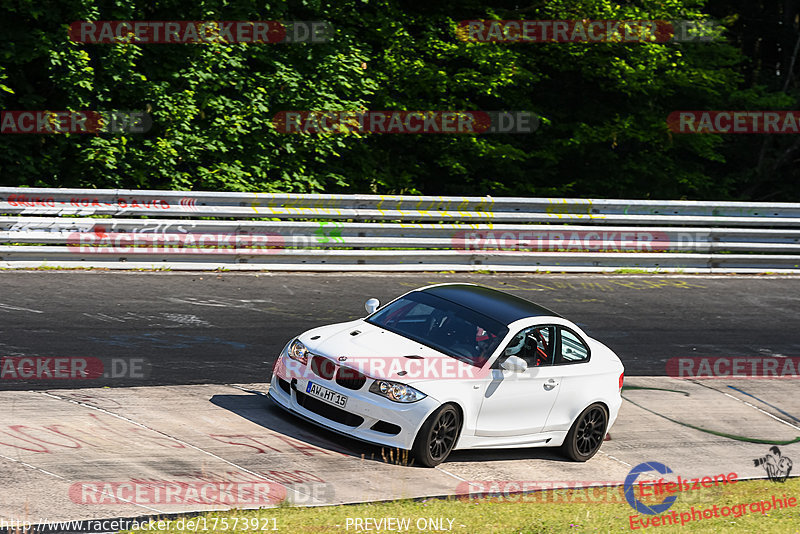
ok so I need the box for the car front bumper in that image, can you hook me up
[268,354,440,451]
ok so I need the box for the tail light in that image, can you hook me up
[619,372,625,392]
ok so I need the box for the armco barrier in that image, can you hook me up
[1,187,799,272]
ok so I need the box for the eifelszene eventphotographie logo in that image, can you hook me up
[624,462,678,515]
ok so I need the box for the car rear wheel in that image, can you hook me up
[411,404,460,467]
[561,403,607,462]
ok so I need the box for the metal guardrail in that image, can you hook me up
[1,187,799,272]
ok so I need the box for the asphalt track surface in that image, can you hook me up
[1,272,799,390]
[2,272,800,530]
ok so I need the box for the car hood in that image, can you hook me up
[298,319,482,383]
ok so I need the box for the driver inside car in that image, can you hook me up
[504,331,526,358]
[503,328,550,367]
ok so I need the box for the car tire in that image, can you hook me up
[411,404,461,467]
[560,403,607,462]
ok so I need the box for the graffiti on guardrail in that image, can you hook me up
[2,187,799,271]
[315,222,344,243]
[3,193,171,209]
[0,189,793,218]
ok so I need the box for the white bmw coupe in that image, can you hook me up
[269,283,624,467]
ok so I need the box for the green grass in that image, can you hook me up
[120,478,800,533]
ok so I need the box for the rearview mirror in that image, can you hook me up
[365,298,380,314]
[501,355,527,373]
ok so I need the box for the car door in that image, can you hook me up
[474,326,563,438]
[541,326,594,432]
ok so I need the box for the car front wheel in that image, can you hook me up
[561,403,608,462]
[411,404,461,467]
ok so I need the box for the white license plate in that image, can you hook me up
[306,381,348,408]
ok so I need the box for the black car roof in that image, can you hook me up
[418,284,561,325]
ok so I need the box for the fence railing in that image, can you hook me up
[1,187,799,272]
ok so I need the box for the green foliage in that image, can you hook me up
[0,0,798,199]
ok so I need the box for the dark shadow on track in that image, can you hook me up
[443,448,572,464]
[211,389,576,468]
[209,391,423,466]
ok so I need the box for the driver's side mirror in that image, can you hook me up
[501,355,527,373]
[365,298,380,314]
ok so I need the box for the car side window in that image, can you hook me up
[494,326,555,369]
[558,328,590,364]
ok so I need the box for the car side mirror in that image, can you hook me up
[365,298,380,314]
[501,355,527,373]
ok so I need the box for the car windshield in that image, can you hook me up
[366,291,508,367]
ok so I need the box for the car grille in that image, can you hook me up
[310,355,337,380]
[309,354,367,390]
[294,389,364,427]
[336,365,367,390]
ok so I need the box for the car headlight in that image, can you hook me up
[369,379,426,403]
[287,339,308,365]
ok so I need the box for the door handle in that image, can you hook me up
[543,379,558,391]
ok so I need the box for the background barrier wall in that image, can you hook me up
[1,187,799,272]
